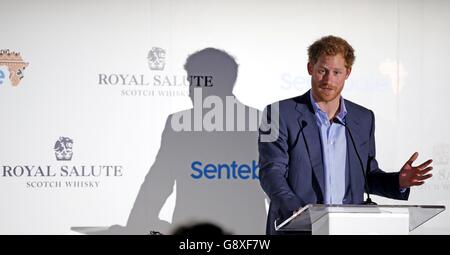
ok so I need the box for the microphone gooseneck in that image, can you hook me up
[332,117,377,205]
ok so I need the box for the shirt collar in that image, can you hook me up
[309,90,347,124]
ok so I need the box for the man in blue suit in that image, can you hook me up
[258,35,434,235]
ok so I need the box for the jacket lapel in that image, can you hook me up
[344,105,366,203]
[294,92,325,199]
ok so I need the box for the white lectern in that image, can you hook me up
[275,204,445,235]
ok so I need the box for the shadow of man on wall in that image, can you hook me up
[79,48,267,235]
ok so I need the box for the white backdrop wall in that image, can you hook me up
[1,0,449,234]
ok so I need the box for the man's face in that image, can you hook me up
[308,53,351,103]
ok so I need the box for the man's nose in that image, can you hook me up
[322,72,332,83]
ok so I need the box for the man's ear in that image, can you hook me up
[307,62,313,75]
[345,67,352,79]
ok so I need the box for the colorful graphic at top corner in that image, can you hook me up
[0,49,29,86]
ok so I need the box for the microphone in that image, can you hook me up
[332,117,377,205]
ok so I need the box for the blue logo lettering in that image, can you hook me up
[190,161,203,179]
[190,160,259,180]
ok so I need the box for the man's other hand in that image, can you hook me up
[399,152,433,189]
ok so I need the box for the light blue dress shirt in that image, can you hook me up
[310,92,348,204]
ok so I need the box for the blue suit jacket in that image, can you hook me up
[258,91,409,235]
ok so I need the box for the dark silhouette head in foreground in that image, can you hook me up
[172,222,231,235]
